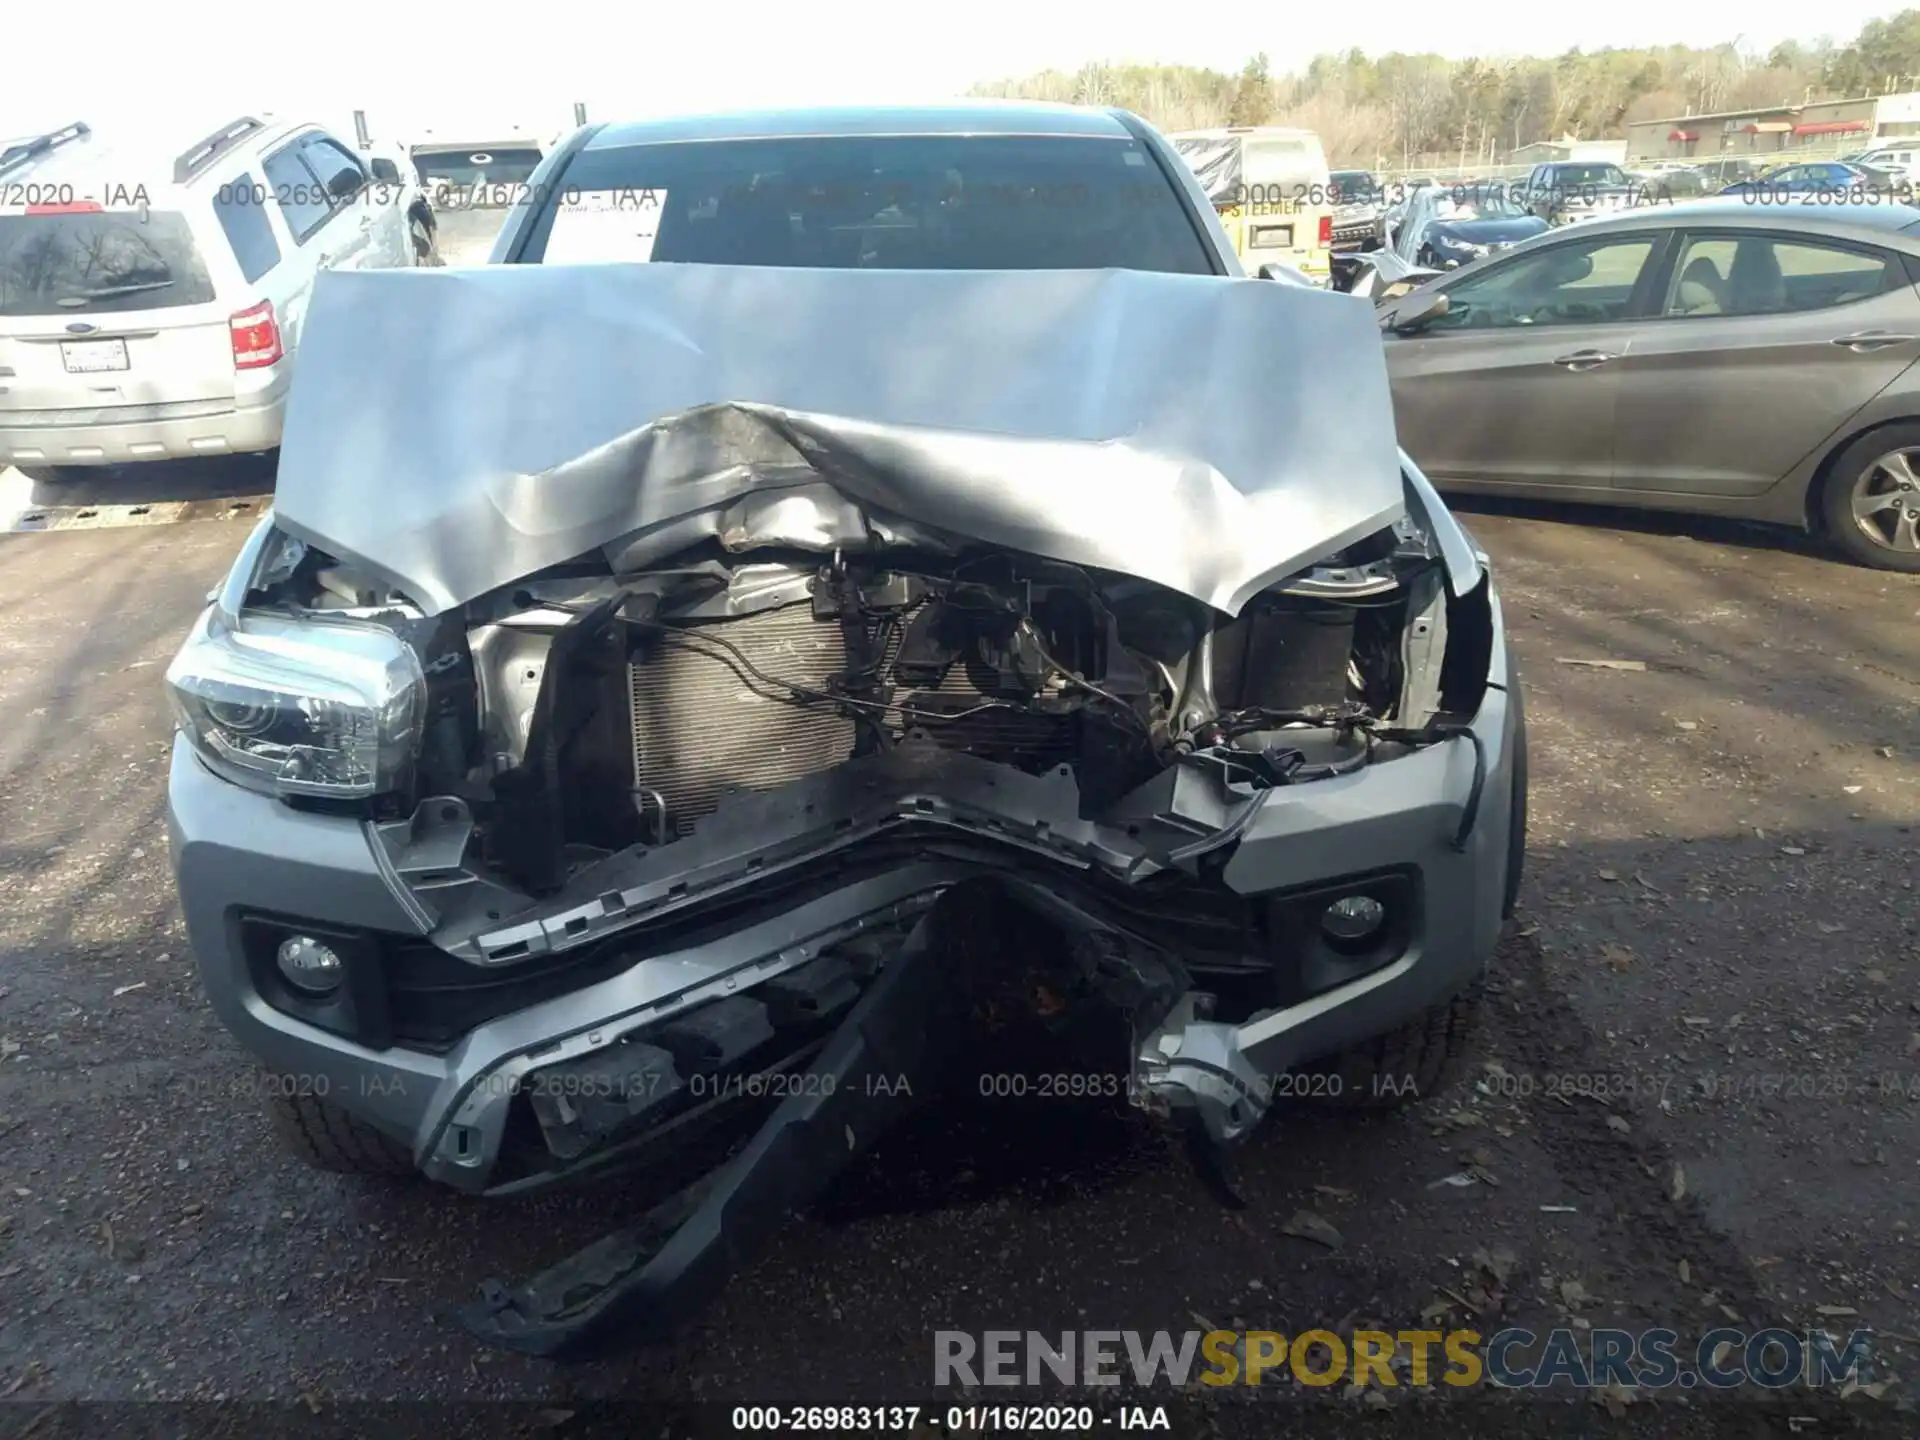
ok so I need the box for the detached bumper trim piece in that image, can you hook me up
[454,904,955,1361]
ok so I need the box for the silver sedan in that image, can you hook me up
[1376,199,1920,571]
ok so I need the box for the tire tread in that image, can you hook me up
[264,1085,416,1178]
[1308,986,1482,1111]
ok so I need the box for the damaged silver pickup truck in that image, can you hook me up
[163,103,1526,1361]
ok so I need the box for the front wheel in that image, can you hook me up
[1820,426,1920,572]
[1303,987,1482,1111]
[263,1083,418,1179]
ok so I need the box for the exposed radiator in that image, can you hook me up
[629,603,855,836]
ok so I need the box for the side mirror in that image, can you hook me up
[1390,290,1451,333]
[369,157,401,184]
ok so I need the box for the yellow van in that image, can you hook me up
[1166,126,1334,284]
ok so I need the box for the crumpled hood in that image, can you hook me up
[273,263,1407,618]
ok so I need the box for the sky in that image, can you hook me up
[4,0,1910,148]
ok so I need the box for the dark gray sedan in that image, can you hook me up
[1377,199,1920,570]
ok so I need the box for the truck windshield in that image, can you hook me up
[1546,164,1629,187]
[519,133,1215,273]
[412,147,544,188]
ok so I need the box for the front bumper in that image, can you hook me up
[167,576,1518,1190]
[1550,204,1632,226]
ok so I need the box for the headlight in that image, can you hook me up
[165,609,425,799]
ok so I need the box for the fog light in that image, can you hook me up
[276,935,344,995]
[1321,895,1387,944]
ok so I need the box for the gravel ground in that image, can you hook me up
[0,484,1916,1430]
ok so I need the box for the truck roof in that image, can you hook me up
[585,101,1133,152]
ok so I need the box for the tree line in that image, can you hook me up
[969,10,1920,167]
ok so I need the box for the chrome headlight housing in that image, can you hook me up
[165,609,426,799]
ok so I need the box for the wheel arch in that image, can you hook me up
[1803,412,1920,535]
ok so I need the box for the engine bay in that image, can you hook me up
[247,507,1486,907]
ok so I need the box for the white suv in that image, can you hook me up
[0,116,421,482]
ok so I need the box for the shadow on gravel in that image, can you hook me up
[816,1081,1163,1223]
[1447,491,1837,564]
[20,451,277,511]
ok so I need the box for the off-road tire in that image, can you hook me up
[1306,986,1482,1111]
[264,1085,417,1179]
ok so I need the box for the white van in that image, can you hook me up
[1166,126,1335,284]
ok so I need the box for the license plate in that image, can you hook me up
[60,339,129,373]
[1249,223,1295,250]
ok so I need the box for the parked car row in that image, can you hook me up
[1330,184,1550,293]
[1351,154,1914,221]
[1357,199,1920,571]
[1627,154,1920,201]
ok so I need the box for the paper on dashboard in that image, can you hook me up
[542,189,667,264]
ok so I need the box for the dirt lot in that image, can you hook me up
[1,470,1916,1427]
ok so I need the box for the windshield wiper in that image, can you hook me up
[54,279,173,306]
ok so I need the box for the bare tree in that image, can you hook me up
[1280,93,1394,165]
[1380,57,1451,167]
[1074,63,1118,107]
[975,20,1874,176]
